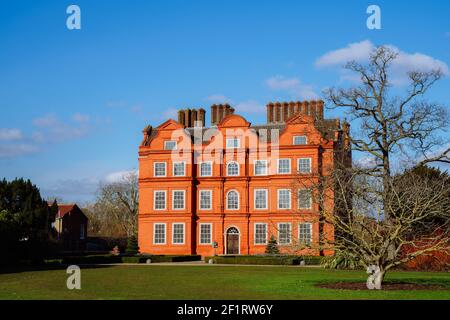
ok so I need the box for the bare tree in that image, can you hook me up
[318,166,449,286]
[95,171,139,237]
[309,46,450,288]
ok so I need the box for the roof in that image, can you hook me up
[57,204,77,218]
[141,115,342,147]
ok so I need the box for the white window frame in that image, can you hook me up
[80,224,85,240]
[199,190,212,210]
[164,140,177,150]
[254,189,268,210]
[226,190,240,210]
[293,135,308,145]
[199,161,213,177]
[298,189,312,210]
[172,190,186,210]
[254,160,268,176]
[298,158,312,173]
[153,223,166,245]
[172,161,186,177]
[153,190,167,210]
[172,222,185,245]
[298,223,312,246]
[226,137,240,149]
[277,222,292,245]
[277,189,291,210]
[226,161,240,176]
[277,158,291,174]
[254,223,268,245]
[199,223,213,245]
[154,162,167,177]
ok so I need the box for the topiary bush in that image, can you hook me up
[265,236,280,255]
[125,235,139,255]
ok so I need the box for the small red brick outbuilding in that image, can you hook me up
[53,204,88,251]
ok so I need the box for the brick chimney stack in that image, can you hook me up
[177,108,206,127]
[266,100,325,124]
[210,104,234,125]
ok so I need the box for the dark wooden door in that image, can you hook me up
[227,234,239,254]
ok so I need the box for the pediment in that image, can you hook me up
[218,114,251,128]
[157,119,184,131]
[285,113,314,125]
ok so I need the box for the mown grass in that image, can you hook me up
[0,265,449,300]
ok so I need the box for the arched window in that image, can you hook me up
[227,227,239,234]
[226,190,239,210]
[227,161,239,176]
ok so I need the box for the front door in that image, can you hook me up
[226,227,239,254]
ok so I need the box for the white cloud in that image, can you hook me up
[40,177,100,203]
[162,108,177,120]
[104,169,138,184]
[316,40,449,84]
[316,40,374,67]
[0,128,23,141]
[33,114,59,127]
[31,114,90,143]
[130,104,143,114]
[204,94,233,104]
[72,113,90,123]
[265,75,318,100]
[354,155,378,169]
[235,100,264,113]
[0,144,39,158]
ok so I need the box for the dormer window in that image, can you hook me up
[164,140,177,150]
[293,136,307,145]
[226,137,240,149]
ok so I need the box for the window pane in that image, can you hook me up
[298,190,312,209]
[254,160,267,175]
[298,158,311,173]
[227,191,239,210]
[173,162,185,176]
[255,223,267,244]
[164,141,177,150]
[200,162,212,176]
[154,191,166,209]
[173,191,185,209]
[200,190,212,210]
[298,223,312,245]
[293,136,307,145]
[173,223,184,244]
[278,189,291,209]
[200,224,212,244]
[154,163,166,176]
[227,162,239,176]
[226,138,239,148]
[154,224,166,244]
[278,159,290,174]
[255,189,267,209]
[278,223,291,244]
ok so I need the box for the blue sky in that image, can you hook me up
[0,0,449,203]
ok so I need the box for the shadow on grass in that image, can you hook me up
[314,277,450,291]
[0,264,114,275]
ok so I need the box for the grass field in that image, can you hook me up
[0,265,449,300]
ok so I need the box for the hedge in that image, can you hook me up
[204,255,323,266]
[56,254,201,265]
[62,254,122,265]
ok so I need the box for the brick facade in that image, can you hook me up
[138,101,351,257]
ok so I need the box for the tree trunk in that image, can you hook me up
[374,268,385,290]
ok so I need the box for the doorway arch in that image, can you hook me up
[225,226,240,255]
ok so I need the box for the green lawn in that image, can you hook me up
[0,265,449,300]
